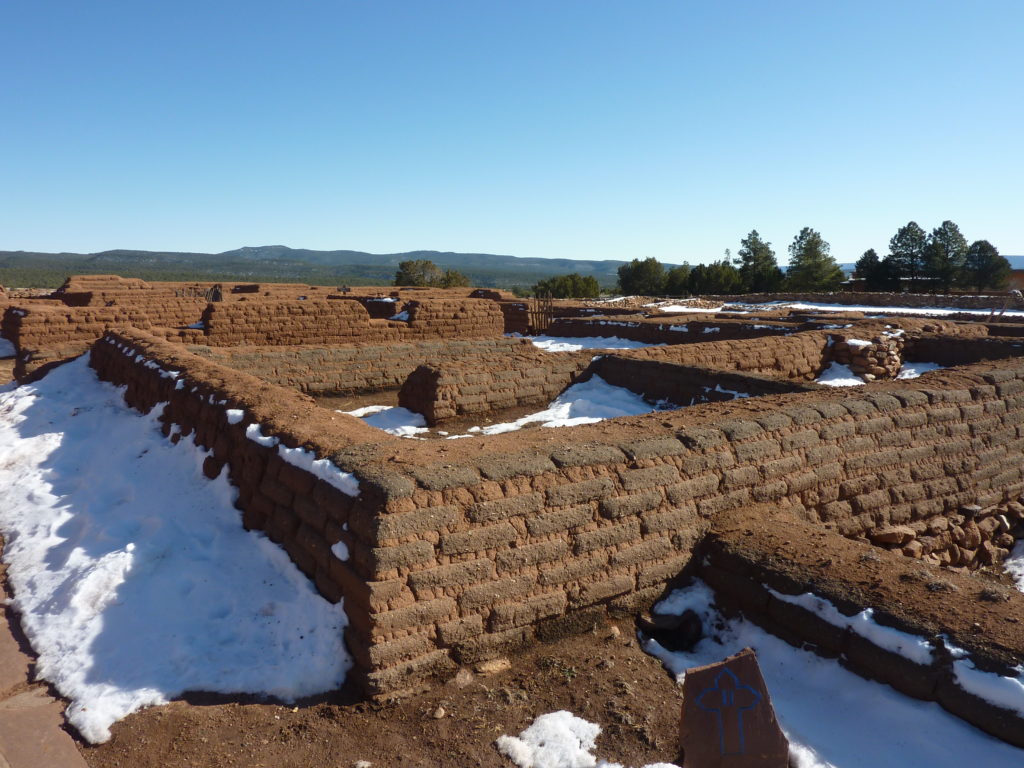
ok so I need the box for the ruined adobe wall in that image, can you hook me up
[87,328,414,695]
[905,336,1024,366]
[397,351,593,425]
[1,302,208,377]
[702,512,1024,746]
[189,338,548,396]
[705,291,1020,310]
[588,356,821,405]
[200,298,504,346]
[338,359,1024,693]
[546,316,799,344]
[84,328,1024,701]
[624,330,834,380]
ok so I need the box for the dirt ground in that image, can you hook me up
[77,619,685,768]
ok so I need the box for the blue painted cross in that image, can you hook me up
[695,666,762,755]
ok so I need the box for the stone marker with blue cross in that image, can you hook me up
[679,647,789,767]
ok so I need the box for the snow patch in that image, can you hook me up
[341,405,429,438]
[0,336,17,357]
[496,710,678,768]
[526,336,664,352]
[225,408,245,425]
[0,356,351,743]
[897,361,944,379]
[815,362,864,387]
[644,581,1024,767]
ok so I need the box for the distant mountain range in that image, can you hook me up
[1,245,1020,290]
[0,245,652,289]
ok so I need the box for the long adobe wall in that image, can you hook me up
[189,337,557,396]
[87,327,1024,703]
[705,290,1023,310]
[200,298,505,346]
[546,316,799,345]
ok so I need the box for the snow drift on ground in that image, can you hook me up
[896,361,944,379]
[342,404,429,437]
[0,356,351,743]
[642,581,1023,768]
[526,335,662,352]
[1006,541,1024,592]
[815,362,864,387]
[472,375,672,435]
[496,710,678,768]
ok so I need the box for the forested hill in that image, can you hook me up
[0,246,649,289]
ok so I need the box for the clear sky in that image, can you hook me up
[2,1,1021,265]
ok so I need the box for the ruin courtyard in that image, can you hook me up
[1,276,1023,766]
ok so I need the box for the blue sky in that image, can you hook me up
[2,1,1021,264]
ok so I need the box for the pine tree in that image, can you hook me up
[785,228,844,291]
[924,220,969,292]
[888,221,928,282]
[735,230,783,293]
[617,257,666,295]
[963,240,1012,292]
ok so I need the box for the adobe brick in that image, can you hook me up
[781,429,820,451]
[697,488,752,517]
[840,398,877,417]
[490,592,568,631]
[459,575,537,611]
[496,539,570,572]
[436,614,484,645]
[681,451,735,475]
[641,506,700,535]
[676,427,727,450]
[574,520,642,554]
[894,411,927,428]
[477,452,556,481]
[468,493,544,524]
[786,471,818,494]
[549,444,625,467]
[621,437,688,460]
[600,490,663,519]
[716,420,763,440]
[723,466,759,489]
[361,632,437,669]
[611,537,672,567]
[371,596,456,635]
[440,522,518,555]
[819,421,856,440]
[636,554,693,588]
[856,416,895,435]
[752,480,788,502]
[618,464,680,491]
[733,438,781,463]
[407,559,495,594]
[761,455,802,479]
[377,505,461,541]
[454,626,532,664]
[820,500,853,521]
[573,573,634,606]
[526,505,593,537]
[363,650,457,696]
[852,489,891,513]
[539,551,609,586]
[666,474,720,503]
[546,477,615,507]
[368,540,435,573]
[811,402,851,419]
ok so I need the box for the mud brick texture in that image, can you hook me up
[547,316,802,345]
[398,351,592,424]
[188,338,569,397]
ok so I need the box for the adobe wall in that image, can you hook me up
[705,290,1023,310]
[86,327,1024,706]
[200,298,504,346]
[701,512,1024,746]
[546,316,800,344]
[189,338,553,396]
[397,351,592,425]
[905,336,1024,367]
[588,356,820,405]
